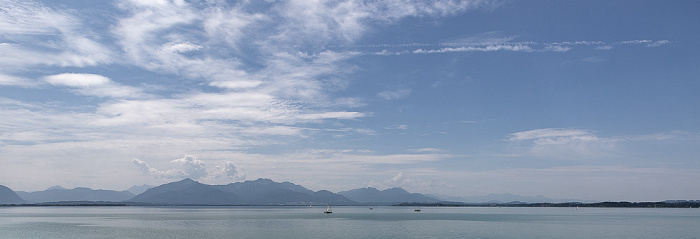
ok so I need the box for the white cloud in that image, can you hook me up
[409,148,444,153]
[388,172,412,186]
[0,73,36,87]
[213,161,246,180]
[596,45,613,50]
[620,40,653,45]
[413,44,534,54]
[646,40,670,47]
[163,42,203,54]
[209,80,263,89]
[0,1,112,68]
[295,112,366,121]
[618,39,670,47]
[378,89,412,100]
[507,128,612,159]
[359,38,668,56]
[508,128,598,143]
[385,125,408,130]
[44,73,110,87]
[43,73,146,98]
[132,158,166,177]
[171,155,208,179]
[132,155,207,180]
[544,44,571,52]
[505,128,692,161]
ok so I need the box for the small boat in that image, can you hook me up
[414,207,421,212]
[324,204,332,214]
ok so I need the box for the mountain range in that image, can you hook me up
[1,178,590,205]
[338,187,440,205]
[0,178,443,205]
[129,178,356,205]
[0,185,25,204]
[15,187,135,203]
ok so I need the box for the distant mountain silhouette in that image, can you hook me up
[46,186,66,190]
[126,184,153,195]
[0,185,26,204]
[128,178,237,205]
[16,187,135,203]
[129,178,355,205]
[338,187,440,205]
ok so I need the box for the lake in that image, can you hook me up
[1,206,699,238]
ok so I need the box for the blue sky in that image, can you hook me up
[1,0,698,201]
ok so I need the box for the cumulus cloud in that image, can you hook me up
[388,172,412,186]
[132,155,207,179]
[214,161,246,180]
[133,155,250,181]
[170,155,208,179]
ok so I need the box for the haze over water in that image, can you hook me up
[2,206,699,238]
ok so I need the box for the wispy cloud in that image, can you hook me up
[0,1,112,69]
[506,128,693,160]
[409,148,444,153]
[385,125,409,130]
[0,73,36,87]
[507,128,612,159]
[341,38,671,56]
[620,39,670,47]
[508,128,600,143]
[378,89,412,100]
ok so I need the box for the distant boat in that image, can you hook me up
[414,207,421,212]
[324,204,332,214]
[369,207,373,210]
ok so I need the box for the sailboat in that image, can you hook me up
[324,204,332,214]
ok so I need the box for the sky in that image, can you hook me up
[1,0,699,202]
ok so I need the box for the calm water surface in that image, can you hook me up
[1,206,699,238]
